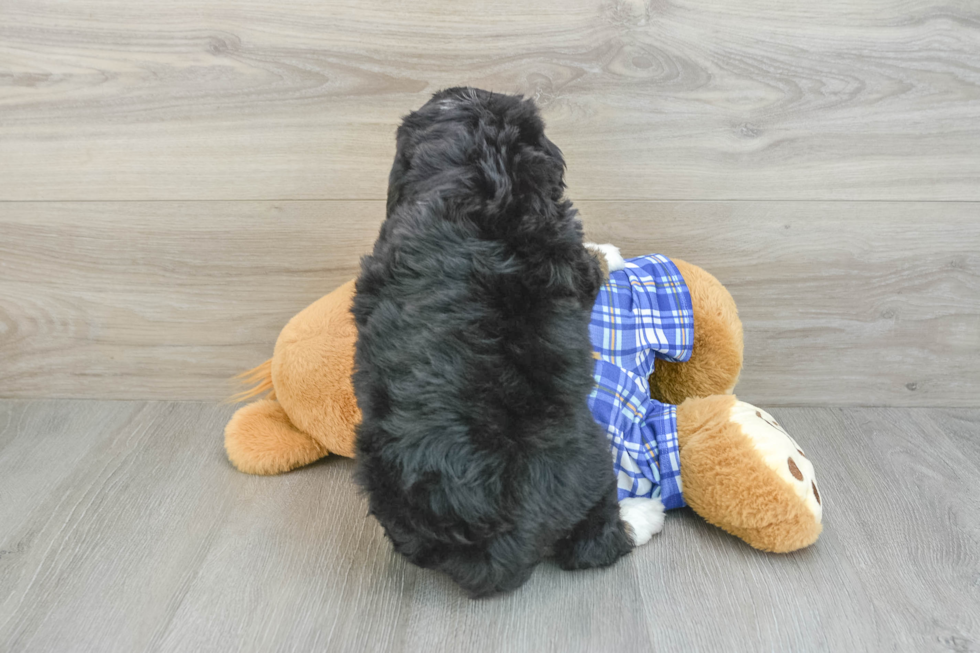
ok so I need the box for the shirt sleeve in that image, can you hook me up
[589,254,694,380]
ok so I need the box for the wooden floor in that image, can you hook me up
[1,399,977,652]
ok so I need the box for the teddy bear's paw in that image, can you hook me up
[729,401,822,524]
[224,399,329,475]
[619,496,665,546]
[585,242,627,272]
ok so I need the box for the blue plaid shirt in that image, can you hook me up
[587,254,694,510]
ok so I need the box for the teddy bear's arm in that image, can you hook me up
[649,260,744,405]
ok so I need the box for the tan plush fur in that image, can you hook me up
[271,279,359,458]
[231,359,276,403]
[676,394,822,552]
[224,280,360,474]
[225,399,328,475]
[649,259,744,405]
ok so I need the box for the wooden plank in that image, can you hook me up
[1,200,977,405]
[0,400,250,652]
[0,400,143,555]
[0,400,977,651]
[0,201,384,401]
[923,408,980,468]
[2,0,980,201]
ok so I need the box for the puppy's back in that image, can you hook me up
[352,88,625,596]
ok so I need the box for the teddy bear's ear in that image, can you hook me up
[676,395,822,553]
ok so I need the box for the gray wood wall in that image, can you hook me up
[2,0,978,405]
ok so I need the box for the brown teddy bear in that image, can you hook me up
[225,254,822,553]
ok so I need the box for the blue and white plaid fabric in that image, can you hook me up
[587,254,694,510]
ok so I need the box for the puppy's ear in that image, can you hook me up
[512,141,566,201]
[386,154,408,218]
[387,122,416,218]
[538,135,566,171]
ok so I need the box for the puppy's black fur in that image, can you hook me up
[352,88,633,597]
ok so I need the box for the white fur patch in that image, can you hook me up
[729,401,823,523]
[584,242,627,272]
[619,496,665,546]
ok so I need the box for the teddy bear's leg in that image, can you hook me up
[649,259,744,405]
[675,394,822,552]
[224,399,329,475]
[271,279,360,459]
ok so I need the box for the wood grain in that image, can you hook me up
[2,200,977,405]
[0,400,977,651]
[0,201,384,401]
[2,0,979,201]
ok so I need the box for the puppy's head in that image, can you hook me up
[386,88,567,218]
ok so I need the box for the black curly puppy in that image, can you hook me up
[352,88,634,597]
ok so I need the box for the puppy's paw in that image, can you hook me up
[585,243,626,272]
[619,497,665,546]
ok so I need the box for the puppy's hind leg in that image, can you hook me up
[553,484,634,570]
[618,496,665,546]
[439,540,538,598]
